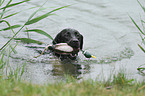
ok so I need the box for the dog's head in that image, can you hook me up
[53,28,83,52]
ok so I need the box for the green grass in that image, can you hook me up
[0,73,145,96]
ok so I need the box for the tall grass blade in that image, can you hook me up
[129,16,145,35]
[9,42,19,54]
[3,12,20,19]
[139,34,145,45]
[141,20,145,24]
[0,0,12,19]
[137,67,145,71]
[0,57,5,69]
[14,38,44,45]
[2,7,37,19]
[0,0,30,10]
[0,0,5,6]
[25,27,29,38]
[138,44,145,53]
[20,63,26,76]
[0,62,6,69]
[0,20,21,34]
[137,0,145,13]
[26,0,48,22]
[0,0,50,50]
[25,14,54,25]
[24,29,53,40]
[0,1,47,50]
[0,54,5,68]
[0,20,6,23]
[25,5,70,25]
[0,25,21,31]
[14,66,19,79]
[9,45,17,54]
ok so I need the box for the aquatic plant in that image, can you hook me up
[130,0,145,73]
[0,0,70,81]
[0,0,70,51]
[130,0,145,53]
[0,0,70,79]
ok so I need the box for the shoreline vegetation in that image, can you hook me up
[130,0,145,74]
[1,0,145,96]
[0,74,145,96]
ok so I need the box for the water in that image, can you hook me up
[1,0,145,84]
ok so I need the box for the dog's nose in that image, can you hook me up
[68,39,80,48]
[72,40,79,43]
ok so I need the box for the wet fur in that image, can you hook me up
[52,28,83,60]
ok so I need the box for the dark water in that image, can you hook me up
[1,0,145,84]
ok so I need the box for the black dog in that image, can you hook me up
[52,28,83,60]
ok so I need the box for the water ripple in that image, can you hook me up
[84,47,134,64]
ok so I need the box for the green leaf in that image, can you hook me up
[24,29,53,40]
[137,0,145,13]
[0,0,48,51]
[9,45,17,54]
[138,44,145,53]
[0,20,18,34]
[0,0,12,19]
[2,7,38,19]
[129,16,145,35]
[21,63,26,76]
[0,0,30,10]
[141,20,145,24]
[137,67,145,71]
[0,54,5,69]
[25,14,53,25]
[25,27,30,38]
[139,33,145,45]
[26,0,48,22]
[25,5,70,25]
[3,12,20,19]
[0,25,21,31]
[0,0,5,6]
[9,42,19,54]
[14,38,44,45]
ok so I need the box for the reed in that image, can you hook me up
[0,0,69,50]
[129,0,145,74]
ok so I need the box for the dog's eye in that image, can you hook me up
[64,32,70,37]
[74,32,80,38]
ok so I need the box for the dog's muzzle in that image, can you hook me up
[68,39,80,49]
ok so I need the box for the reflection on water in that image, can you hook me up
[52,60,90,79]
[21,55,91,84]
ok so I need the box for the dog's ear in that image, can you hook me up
[80,35,83,50]
[52,32,62,44]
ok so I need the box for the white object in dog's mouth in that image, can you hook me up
[55,43,73,53]
[47,43,80,55]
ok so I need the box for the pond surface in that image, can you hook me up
[1,0,145,84]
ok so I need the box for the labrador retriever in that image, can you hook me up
[52,28,83,60]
